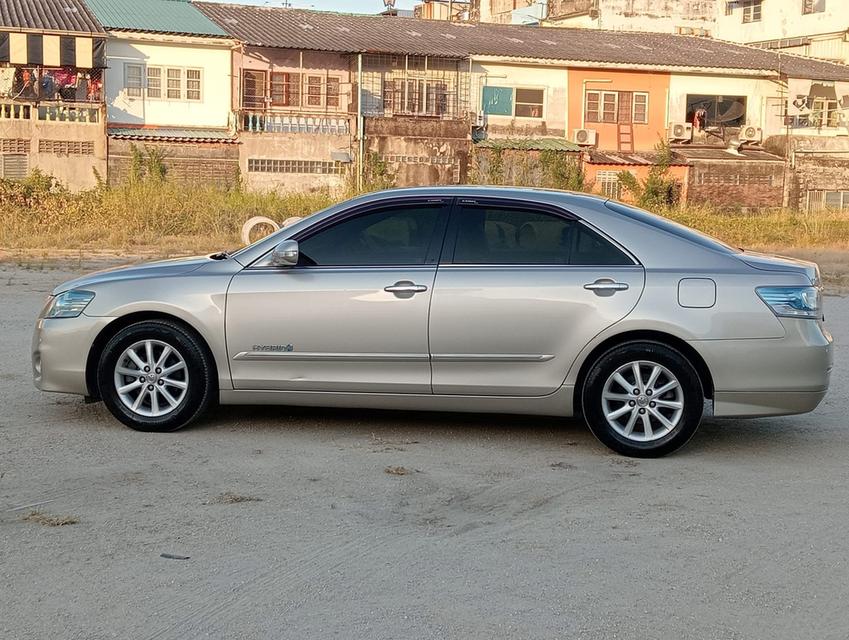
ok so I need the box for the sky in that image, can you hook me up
[205,0,418,13]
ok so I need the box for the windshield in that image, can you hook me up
[604,201,739,254]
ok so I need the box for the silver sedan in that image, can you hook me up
[32,187,833,457]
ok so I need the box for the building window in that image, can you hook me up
[597,170,623,199]
[167,68,182,100]
[147,67,161,99]
[802,0,825,14]
[186,69,202,101]
[482,86,544,119]
[725,0,733,15]
[307,76,323,107]
[686,94,747,128]
[811,98,840,127]
[585,91,648,124]
[808,190,849,212]
[742,0,762,22]
[632,92,649,124]
[247,158,346,174]
[1,154,28,179]
[125,64,143,98]
[327,77,340,108]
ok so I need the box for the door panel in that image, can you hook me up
[429,201,644,396]
[227,267,436,392]
[226,199,449,393]
[429,266,644,396]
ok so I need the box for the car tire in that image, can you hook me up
[97,320,215,432]
[581,341,704,458]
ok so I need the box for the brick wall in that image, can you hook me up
[687,159,785,209]
[108,139,241,187]
[790,154,849,212]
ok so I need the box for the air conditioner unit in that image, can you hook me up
[739,126,763,143]
[667,122,693,142]
[573,128,598,146]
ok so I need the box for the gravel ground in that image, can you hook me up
[1,263,847,640]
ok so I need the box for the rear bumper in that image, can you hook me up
[691,318,833,418]
[32,315,114,395]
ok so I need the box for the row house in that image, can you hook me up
[0,0,107,190]
[84,0,240,186]
[197,4,472,191]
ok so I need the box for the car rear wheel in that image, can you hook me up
[582,341,704,457]
[97,320,215,432]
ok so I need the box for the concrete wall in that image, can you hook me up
[567,68,670,151]
[687,159,784,209]
[478,0,534,23]
[546,0,716,33]
[240,130,351,193]
[365,117,469,187]
[715,1,847,57]
[105,33,233,128]
[108,138,240,187]
[473,60,568,137]
[0,112,107,190]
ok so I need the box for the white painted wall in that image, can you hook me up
[714,1,848,48]
[472,60,568,135]
[105,34,232,128]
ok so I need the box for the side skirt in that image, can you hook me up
[219,385,575,417]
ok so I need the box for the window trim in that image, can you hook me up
[440,197,639,267]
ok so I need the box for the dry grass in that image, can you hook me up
[204,492,263,505]
[2,176,849,284]
[384,465,411,476]
[22,511,79,527]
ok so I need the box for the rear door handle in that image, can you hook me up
[584,279,629,294]
[384,281,428,296]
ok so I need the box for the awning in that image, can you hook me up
[0,31,106,69]
[108,126,239,144]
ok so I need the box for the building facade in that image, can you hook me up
[0,0,107,190]
[85,0,239,186]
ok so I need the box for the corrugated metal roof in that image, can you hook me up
[195,4,849,80]
[0,0,104,34]
[86,0,226,36]
[673,146,784,162]
[586,150,690,166]
[108,126,238,143]
[475,137,581,152]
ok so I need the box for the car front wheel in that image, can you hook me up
[97,320,215,432]
[582,341,704,457]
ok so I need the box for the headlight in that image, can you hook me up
[43,290,96,319]
[756,286,821,319]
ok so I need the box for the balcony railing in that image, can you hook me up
[0,100,102,123]
[241,111,351,135]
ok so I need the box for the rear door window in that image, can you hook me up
[451,205,633,266]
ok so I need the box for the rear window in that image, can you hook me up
[604,201,739,254]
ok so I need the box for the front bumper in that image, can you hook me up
[32,314,115,395]
[691,318,833,418]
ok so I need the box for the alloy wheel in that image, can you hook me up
[113,339,189,418]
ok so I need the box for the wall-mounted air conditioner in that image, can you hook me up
[573,128,598,146]
[667,122,693,142]
[739,126,763,144]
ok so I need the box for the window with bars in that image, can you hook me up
[597,171,623,199]
[125,64,143,98]
[585,91,649,124]
[808,190,849,212]
[187,69,202,101]
[742,0,762,22]
[247,158,346,174]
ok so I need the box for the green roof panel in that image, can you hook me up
[85,0,227,36]
[474,138,581,152]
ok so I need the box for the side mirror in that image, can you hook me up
[270,239,299,267]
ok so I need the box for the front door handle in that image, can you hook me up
[384,281,428,297]
[584,279,629,295]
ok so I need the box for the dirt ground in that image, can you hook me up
[1,262,847,640]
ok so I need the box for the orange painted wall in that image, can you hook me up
[584,163,689,204]
[568,68,671,152]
